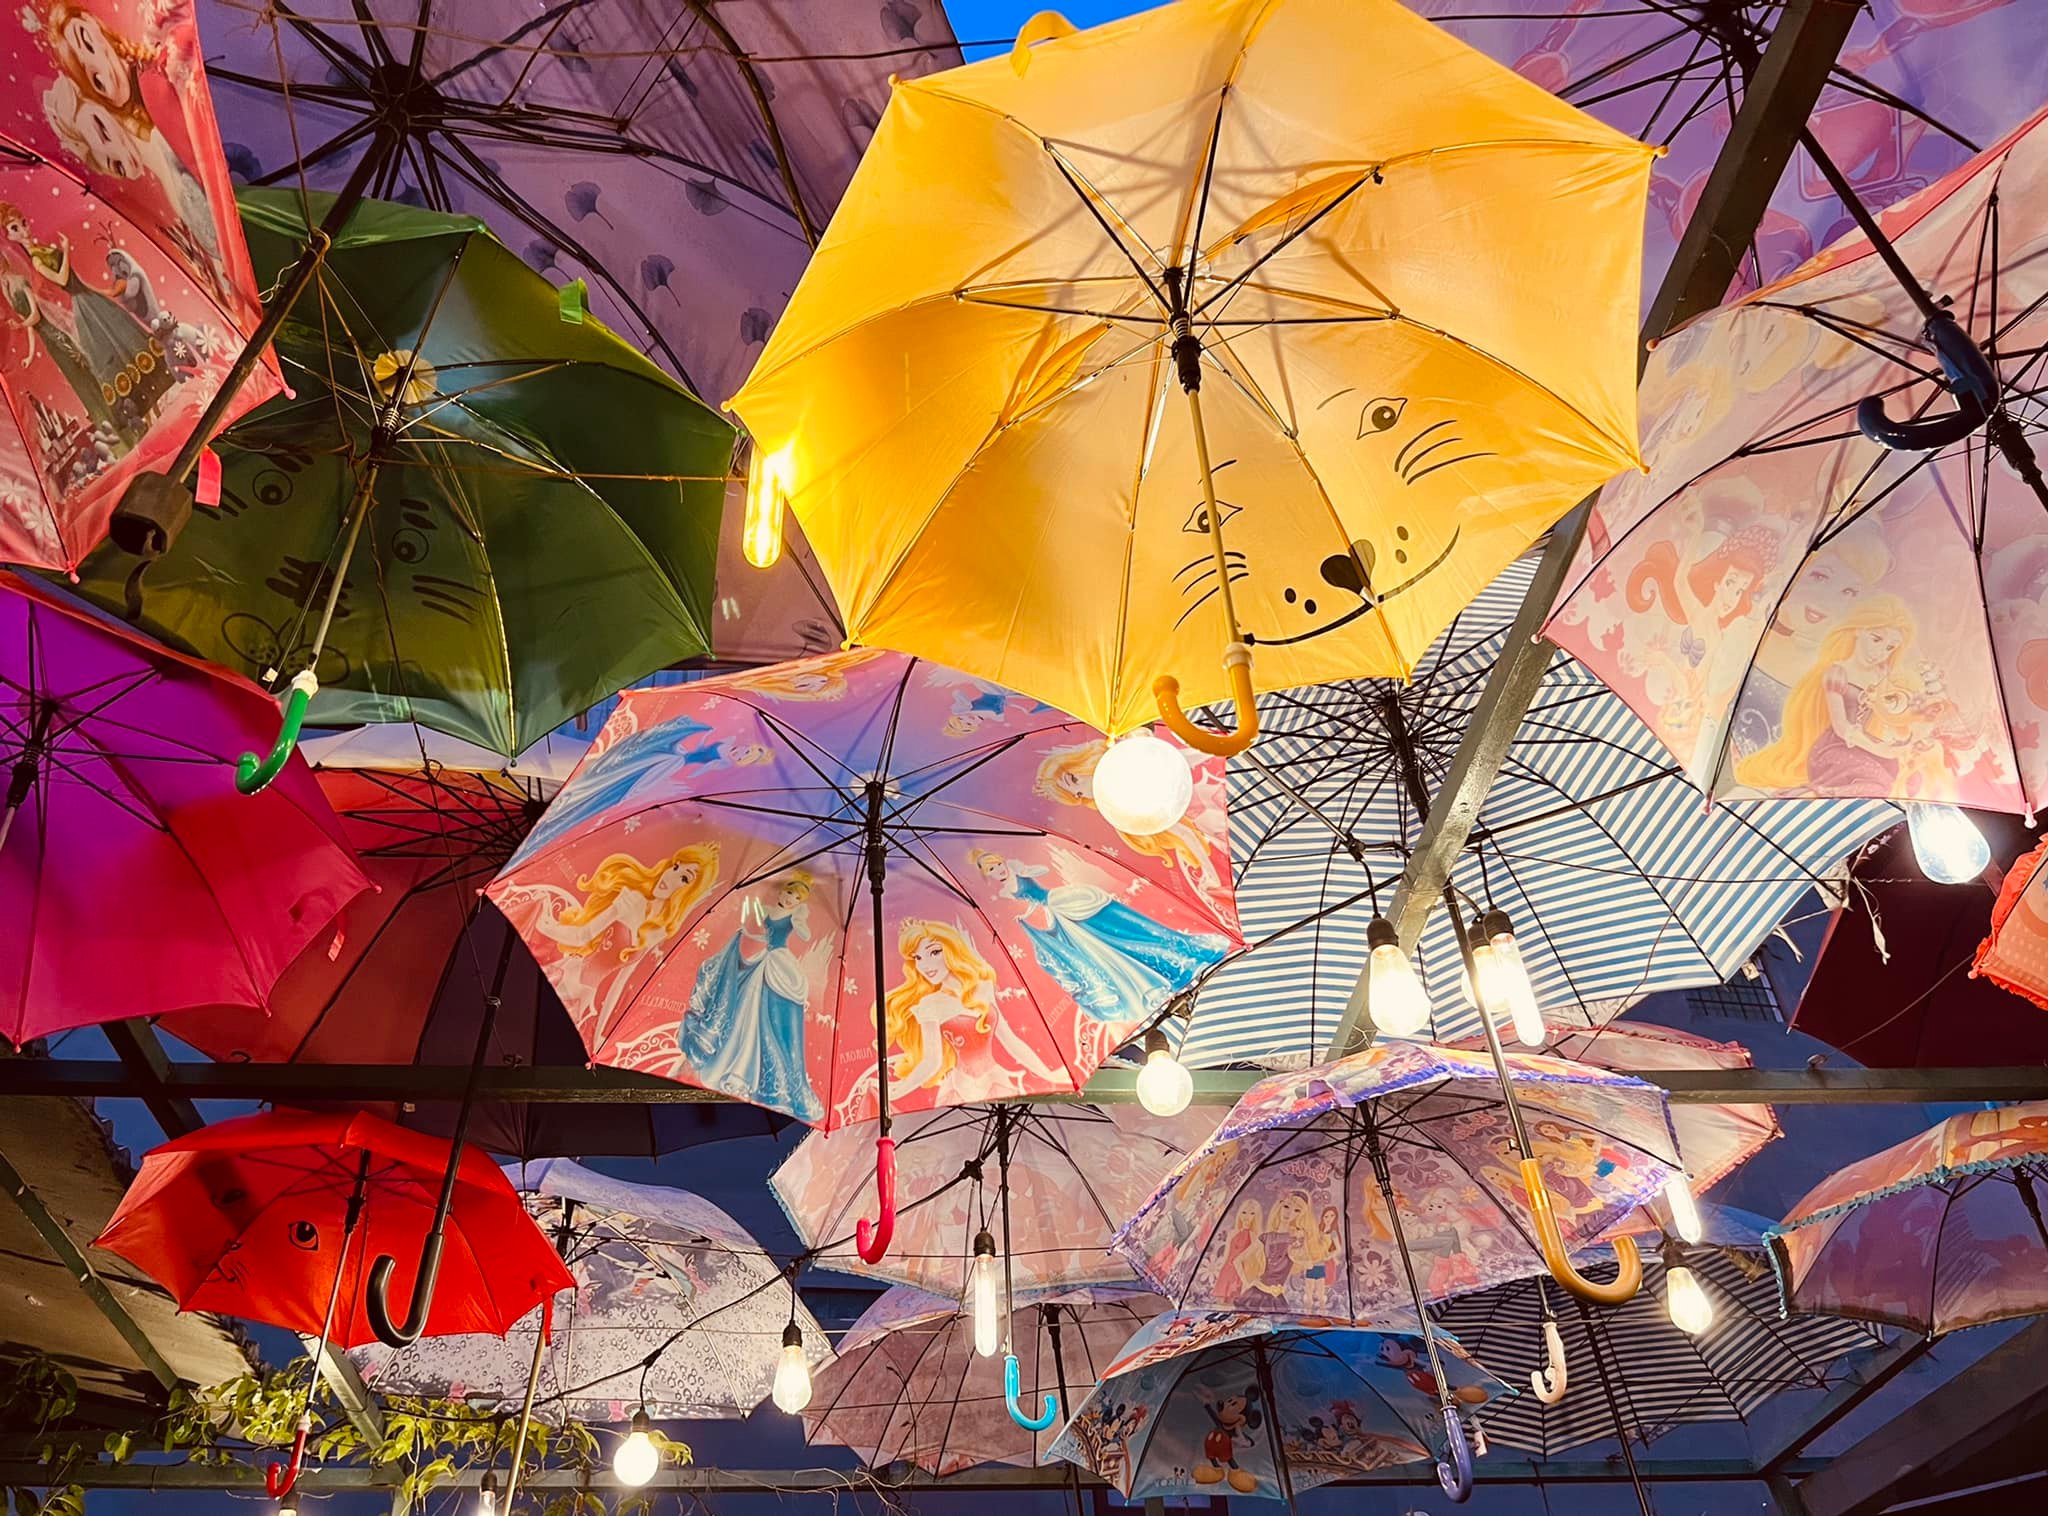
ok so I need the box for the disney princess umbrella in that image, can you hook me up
[489,647,1240,1268]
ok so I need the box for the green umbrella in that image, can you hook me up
[72,191,730,782]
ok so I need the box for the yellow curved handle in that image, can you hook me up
[1011,10,1077,73]
[1154,645,1257,758]
[1522,1158,1642,1305]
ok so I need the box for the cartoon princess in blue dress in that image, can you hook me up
[680,872,826,1121]
[971,847,1227,1021]
[520,716,771,858]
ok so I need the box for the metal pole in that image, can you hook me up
[1579,1300,1654,1516]
[503,1200,576,1511]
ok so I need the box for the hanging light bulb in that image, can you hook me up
[1135,1028,1195,1116]
[1664,1171,1704,1245]
[478,1473,499,1516]
[772,1320,813,1414]
[277,1501,298,1516]
[1662,1243,1715,1336]
[966,1229,1003,1358]
[741,442,795,570]
[1091,729,1194,836]
[1907,803,1990,885]
[1481,909,1546,1047]
[1367,917,1432,1039]
[612,1411,660,1487]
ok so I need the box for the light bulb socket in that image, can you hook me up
[782,1320,803,1351]
[1143,1027,1171,1058]
[1480,907,1514,943]
[629,1409,651,1436]
[972,1228,997,1259]
[1660,1236,1689,1270]
[1367,916,1399,951]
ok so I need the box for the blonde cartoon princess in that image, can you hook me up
[524,843,720,1036]
[719,647,888,702]
[1034,740,1223,899]
[883,919,1064,1101]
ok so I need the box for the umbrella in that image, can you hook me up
[1973,831,2048,1009]
[727,0,1656,750]
[66,189,732,779]
[1437,1208,1882,1474]
[94,1107,573,1494]
[0,0,282,570]
[159,763,779,1157]
[1181,553,1897,1065]
[0,570,365,1045]
[1768,1099,2048,1336]
[488,647,1239,1262]
[353,1159,831,1425]
[1047,1310,1501,1506]
[804,1285,1160,1476]
[1546,100,2048,825]
[772,1101,1220,1295]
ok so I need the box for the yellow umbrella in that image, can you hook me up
[729,0,1655,752]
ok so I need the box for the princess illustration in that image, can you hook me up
[1214,1200,1264,1303]
[680,872,826,1121]
[883,920,1064,1101]
[517,714,715,856]
[718,647,888,702]
[520,843,720,1037]
[971,846,1226,1022]
[1034,740,1223,899]
[926,665,1051,739]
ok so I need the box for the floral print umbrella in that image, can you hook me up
[352,1159,830,1422]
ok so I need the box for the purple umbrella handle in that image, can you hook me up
[1436,1406,1473,1503]
[1857,310,1997,453]
[856,1136,896,1265]
[1005,1354,1058,1431]
[236,671,318,795]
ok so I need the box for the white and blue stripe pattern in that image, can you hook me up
[1182,558,1898,1066]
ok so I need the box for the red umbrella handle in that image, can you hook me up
[855,1136,896,1265]
[264,1413,311,1498]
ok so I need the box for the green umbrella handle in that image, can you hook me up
[236,671,319,796]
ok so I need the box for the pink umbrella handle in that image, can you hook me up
[855,1136,896,1265]
[264,1413,311,1497]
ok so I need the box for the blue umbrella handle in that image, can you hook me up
[236,671,318,795]
[1005,1354,1057,1431]
[1857,310,1998,453]
[1436,1406,1473,1503]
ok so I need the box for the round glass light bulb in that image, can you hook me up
[772,1323,813,1414]
[1092,729,1194,837]
[966,1234,1003,1358]
[1135,1032,1195,1117]
[1367,920,1432,1039]
[1664,1172,1704,1245]
[1907,803,1990,886]
[613,1415,659,1487]
[1665,1263,1714,1336]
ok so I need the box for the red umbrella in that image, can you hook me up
[95,1108,574,1490]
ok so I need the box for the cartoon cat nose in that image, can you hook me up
[1320,541,1375,596]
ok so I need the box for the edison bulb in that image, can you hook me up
[1092,729,1193,836]
[772,1321,813,1414]
[1462,940,1507,1017]
[1907,803,1990,885]
[478,1474,499,1516]
[613,1412,659,1487]
[966,1231,1003,1358]
[1664,1172,1704,1245]
[1136,1029,1194,1116]
[1482,910,1546,1048]
[1366,918,1432,1038]
[1665,1262,1714,1336]
[742,443,793,570]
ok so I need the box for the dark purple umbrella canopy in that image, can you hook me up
[195,0,962,662]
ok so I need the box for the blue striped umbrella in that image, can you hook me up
[1181,558,1898,1066]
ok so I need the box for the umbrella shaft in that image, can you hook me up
[865,785,891,1135]
[1182,385,1241,642]
[1580,1301,1653,1516]
[303,476,376,675]
[500,1319,548,1508]
[1796,129,1943,327]
[1361,1120,1455,1408]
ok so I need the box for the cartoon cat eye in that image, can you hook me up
[1182,499,1243,534]
[1359,396,1408,436]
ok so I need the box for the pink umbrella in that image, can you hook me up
[489,649,1239,1263]
[0,572,365,1044]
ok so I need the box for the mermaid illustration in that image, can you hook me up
[1033,740,1224,901]
[884,919,1064,1100]
[680,872,826,1121]
[971,846,1226,1022]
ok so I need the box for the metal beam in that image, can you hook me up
[0,1147,179,1392]
[6,1059,2048,1107]
[1329,0,1864,1057]
[1754,1332,1933,1474]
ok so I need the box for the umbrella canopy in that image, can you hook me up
[1182,554,1897,1065]
[1768,1099,2048,1335]
[0,0,281,568]
[487,648,1239,1128]
[67,190,732,758]
[728,0,1656,739]
[772,1103,1220,1294]
[1048,1310,1500,1500]
[0,571,365,1044]
[92,1107,572,1346]
[1974,832,2048,1009]
[1435,1207,1883,1458]
[1113,1043,1681,1319]
[804,1285,1160,1475]
[353,1159,829,1422]
[1547,99,2048,814]
[159,765,770,1157]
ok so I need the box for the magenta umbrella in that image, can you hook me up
[0,572,367,1044]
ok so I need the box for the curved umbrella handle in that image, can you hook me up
[365,1231,447,1349]
[1154,643,1257,758]
[855,1136,896,1265]
[1436,1406,1473,1503]
[1529,1318,1569,1405]
[264,1413,311,1498]
[1857,310,1998,453]
[1522,1158,1642,1305]
[1005,1354,1058,1431]
[236,670,319,796]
